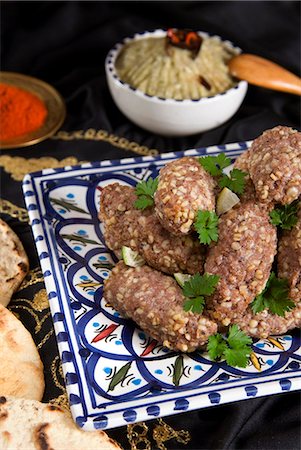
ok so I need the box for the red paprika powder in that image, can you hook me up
[0,82,48,141]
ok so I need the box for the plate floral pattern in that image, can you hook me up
[23,142,301,430]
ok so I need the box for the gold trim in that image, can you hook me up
[153,418,190,449]
[127,419,191,450]
[37,328,54,349]
[51,355,66,391]
[0,198,29,222]
[0,155,85,181]
[9,304,40,325]
[9,294,50,331]
[51,129,159,157]
[18,267,44,291]
[49,393,71,415]
[127,423,151,450]
[31,288,50,312]
[35,310,51,332]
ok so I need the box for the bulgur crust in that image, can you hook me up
[277,204,301,302]
[104,262,217,352]
[98,183,145,256]
[231,206,301,339]
[234,150,274,211]
[248,126,301,205]
[205,200,277,325]
[98,183,205,275]
[233,148,251,173]
[232,305,301,339]
[233,149,257,204]
[154,156,216,235]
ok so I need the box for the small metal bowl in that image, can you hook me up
[0,72,66,150]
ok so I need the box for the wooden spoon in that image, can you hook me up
[228,54,301,96]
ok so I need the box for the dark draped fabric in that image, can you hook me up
[1,2,300,449]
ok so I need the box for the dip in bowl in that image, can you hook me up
[105,29,248,136]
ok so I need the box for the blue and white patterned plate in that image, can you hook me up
[23,142,301,431]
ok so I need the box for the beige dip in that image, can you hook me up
[115,35,237,100]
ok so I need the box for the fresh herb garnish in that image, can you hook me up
[199,153,247,195]
[194,210,219,245]
[269,200,299,230]
[218,168,247,195]
[207,324,252,368]
[134,177,159,210]
[251,272,295,317]
[183,273,220,314]
[199,153,232,176]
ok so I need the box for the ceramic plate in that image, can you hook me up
[23,142,301,431]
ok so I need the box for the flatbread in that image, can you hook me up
[0,304,44,401]
[0,396,121,449]
[0,219,29,307]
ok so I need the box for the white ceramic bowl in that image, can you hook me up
[105,29,248,137]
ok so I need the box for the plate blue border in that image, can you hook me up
[22,141,301,430]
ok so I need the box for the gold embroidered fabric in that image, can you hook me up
[0,198,29,222]
[18,267,44,291]
[127,423,152,450]
[51,355,66,391]
[127,419,191,450]
[9,293,51,335]
[0,155,85,181]
[31,288,51,312]
[153,418,190,449]
[49,393,71,415]
[51,128,159,156]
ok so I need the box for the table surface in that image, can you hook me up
[1,2,300,449]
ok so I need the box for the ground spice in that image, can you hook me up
[0,82,47,140]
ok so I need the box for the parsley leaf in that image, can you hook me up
[268,295,295,317]
[218,168,247,195]
[194,210,219,245]
[251,272,295,317]
[199,153,247,195]
[207,334,227,359]
[183,273,220,297]
[269,200,299,230]
[199,153,231,177]
[134,177,158,210]
[250,291,266,314]
[207,324,252,368]
[227,323,253,349]
[223,346,251,368]
[134,195,154,210]
[182,273,220,314]
[183,296,205,314]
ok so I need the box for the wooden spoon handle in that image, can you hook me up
[229,54,301,96]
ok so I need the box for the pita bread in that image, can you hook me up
[0,305,44,401]
[0,219,29,307]
[0,396,121,449]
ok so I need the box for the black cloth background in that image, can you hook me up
[1,1,301,449]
